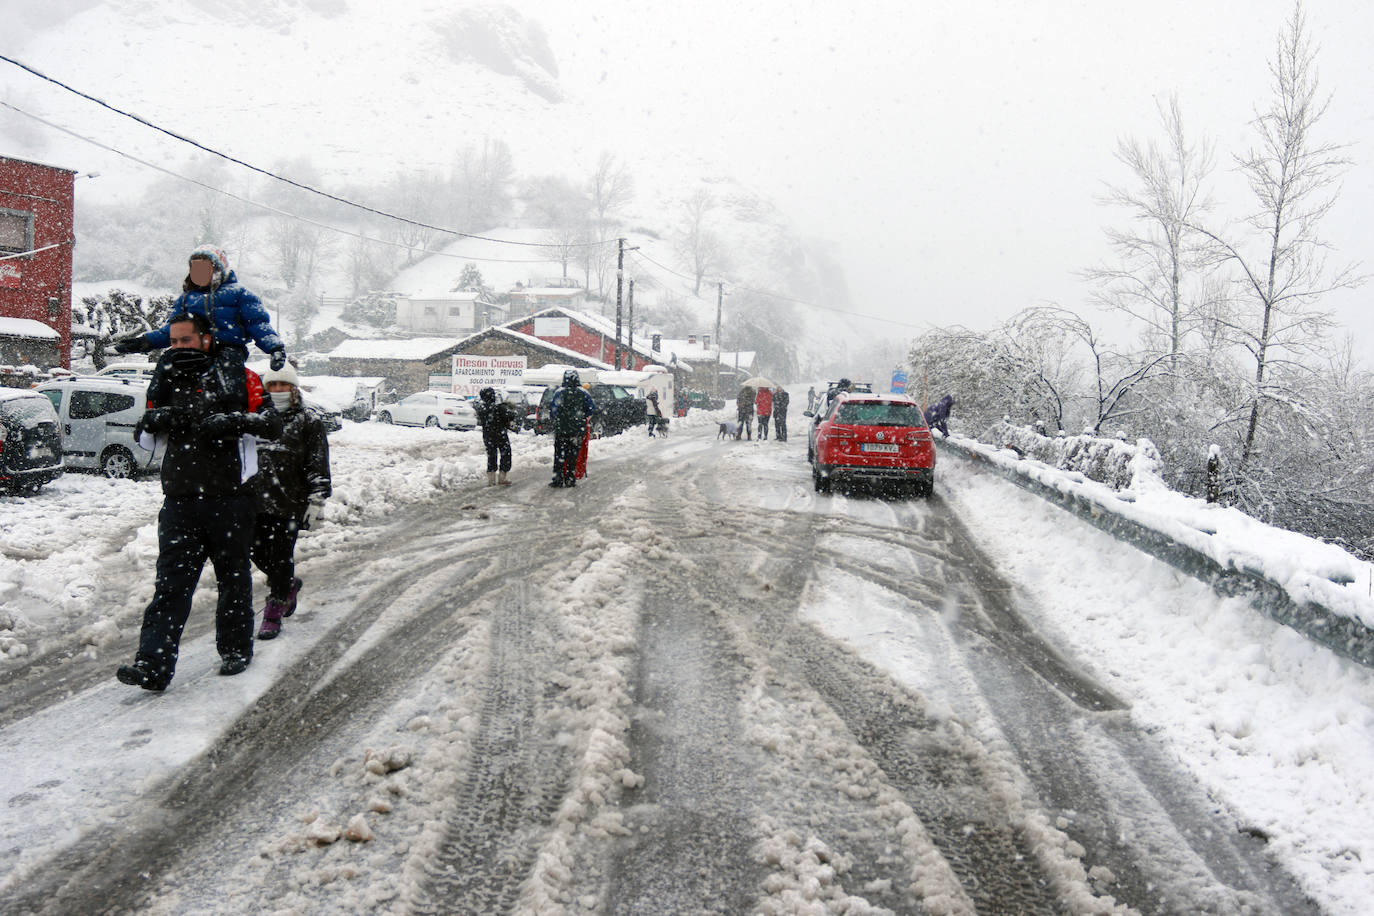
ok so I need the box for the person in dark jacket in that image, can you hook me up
[250,361,331,640]
[549,370,598,488]
[113,245,287,371]
[475,387,519,486]
[116,312,282,691]
[772,386,790,441]
[924,394,954,436]
[735,385,756,440]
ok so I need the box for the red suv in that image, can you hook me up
[809,393,935,496]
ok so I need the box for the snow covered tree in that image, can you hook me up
[677,189,725,296]
[1087,95,1217,366]
[1193,3,1359,474]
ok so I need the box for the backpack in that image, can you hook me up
[553,387,588,435]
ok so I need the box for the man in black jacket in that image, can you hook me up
[116,312,283,691]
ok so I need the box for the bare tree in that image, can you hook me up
[525,175,591,280]
[452,139,515,230]
[1194,3,1360,471]
[383,169,447,262]
[588,151,634,230]
[1087,95,1216,365]
[677,189,725,296]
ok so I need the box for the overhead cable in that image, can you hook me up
[0,52,614,250]
[0,99,562,265]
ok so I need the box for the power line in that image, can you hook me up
[0,52,615,251]
[0,99,563,266]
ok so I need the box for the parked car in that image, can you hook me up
[809,393,935,497]
[36,376,161,479]
[686,390,726,411]
[499,385,545,431]
[0,389,64,494]
[373,391,477,430]
[533,384,646,437]
[93,362,156,381]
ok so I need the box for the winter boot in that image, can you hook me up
[257,598,286,640]
[219,653,251,676]
[284,577,302,617]
[487,471,497,487]
[498,470,510,485]
[116,659,169,692]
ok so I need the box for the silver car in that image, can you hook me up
[36,376,160,478]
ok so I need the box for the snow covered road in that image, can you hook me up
[0,411,1362,914]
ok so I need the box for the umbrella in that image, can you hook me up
[741,375,777,388]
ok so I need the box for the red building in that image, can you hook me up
[505,307,656,371]
[0,155,76,369]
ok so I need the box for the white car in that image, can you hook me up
[93,362,155,381]
[374,391,477,430]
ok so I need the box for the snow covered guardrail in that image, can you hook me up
[936,434,1374,668]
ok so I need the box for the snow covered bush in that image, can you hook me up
[980,419,1164,491]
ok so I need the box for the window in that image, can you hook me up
[835,402,925,426]
[0,209,35,257]
[70,390,136,420]
[449,306,463,317]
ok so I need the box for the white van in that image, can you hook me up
[35,376,160,478]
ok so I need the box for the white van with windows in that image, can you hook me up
[35,376,160,478]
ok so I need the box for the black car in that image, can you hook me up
[1,389,64,494]
[534,384,647,437]
[686,390,726,411]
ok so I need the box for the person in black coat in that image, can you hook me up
[549,370,598,487]
[116,313,282,691]
[475,387,519,486]
[924,394,954,436]
[250,361,331,640]
[772,386,790,441]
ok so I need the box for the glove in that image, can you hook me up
[201,412,242,440]
[112,334,150,354]
[270,349,287,371]
[301,498,325,531]
[138,407,190,435]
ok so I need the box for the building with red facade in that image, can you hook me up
[0,155,76,370]
[504,307,658,371]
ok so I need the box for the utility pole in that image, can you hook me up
[614,238,624,370]
[626,279,635,369]
[714,281,724,398]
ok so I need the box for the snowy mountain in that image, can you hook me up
[3,0,872,379]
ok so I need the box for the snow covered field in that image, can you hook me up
[1,402,1372,914]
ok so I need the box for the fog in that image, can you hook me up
[532,0,1374,345]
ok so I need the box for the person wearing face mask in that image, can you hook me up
[112,245,288,373]
[248,360,331,640]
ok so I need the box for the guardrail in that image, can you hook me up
[937,436,1374,668]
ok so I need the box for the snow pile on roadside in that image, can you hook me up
[947,434,1374,627]
[937,453,1374,916]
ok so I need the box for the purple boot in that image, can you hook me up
[284,577,302,617]
[258,597,287,640]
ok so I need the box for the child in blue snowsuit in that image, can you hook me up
[114,245,287,370]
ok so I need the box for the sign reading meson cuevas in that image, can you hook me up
[448,355,527,396]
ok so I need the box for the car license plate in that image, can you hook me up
[862,443,899,453]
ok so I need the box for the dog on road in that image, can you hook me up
[717,420,740,439]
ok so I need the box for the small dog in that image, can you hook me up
[717,420,740,439]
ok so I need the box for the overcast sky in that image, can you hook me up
[531,0,1374,347]
[4,0,1370,353]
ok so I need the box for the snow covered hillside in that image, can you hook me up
[4,0,869,376]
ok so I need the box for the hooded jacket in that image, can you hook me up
[139,345,282,498]
[142,269,284,355]
[252,398,331,517]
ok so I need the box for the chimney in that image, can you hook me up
[651,333,661,351]
[702,334,710,349]
[687,334,697,345]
